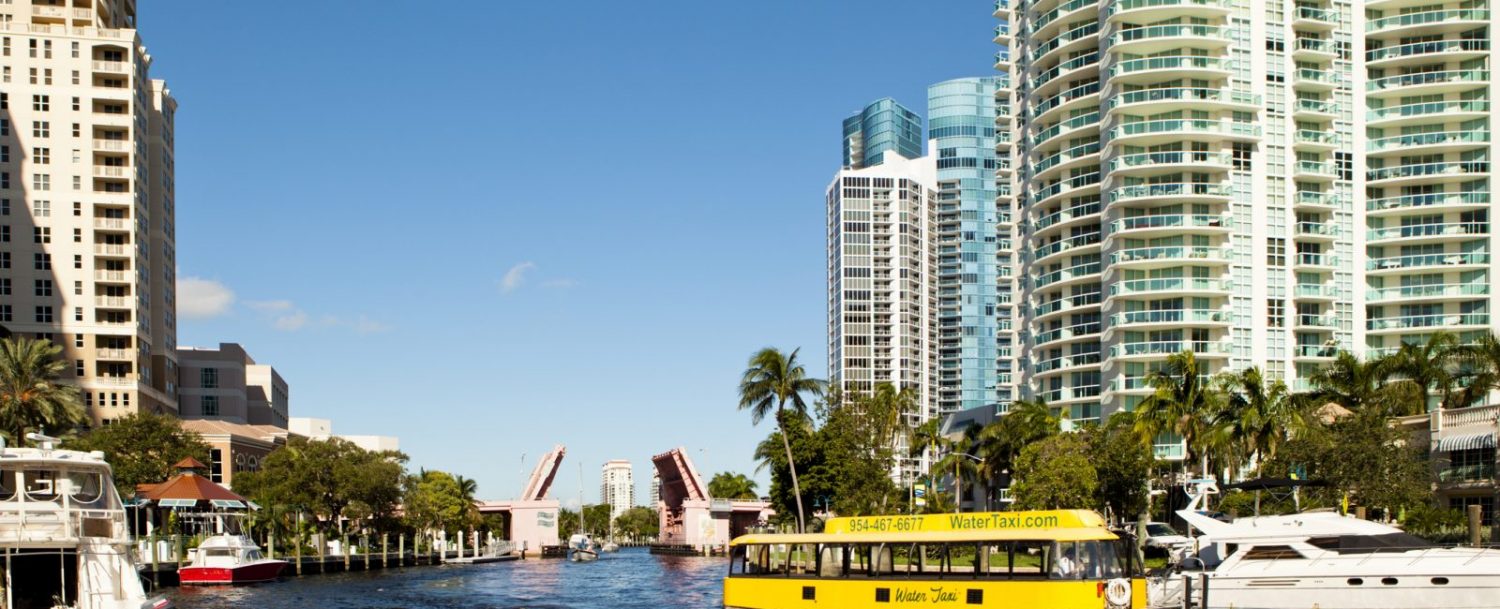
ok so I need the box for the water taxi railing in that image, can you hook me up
[0,505,127,545]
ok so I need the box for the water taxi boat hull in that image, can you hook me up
[178,559,287,585]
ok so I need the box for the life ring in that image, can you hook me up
[1105,578,1132,608]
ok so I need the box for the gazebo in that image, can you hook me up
[134,458,252,538]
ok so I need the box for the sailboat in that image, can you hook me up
[569,463,599,562]
[601,515,620,553]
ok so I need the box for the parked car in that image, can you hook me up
[1144,522,1189,554]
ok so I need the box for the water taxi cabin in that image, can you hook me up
[725,510,1145,609]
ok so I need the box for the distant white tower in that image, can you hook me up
[600,460,634,520]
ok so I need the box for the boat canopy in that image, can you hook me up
[731,528,1118,547]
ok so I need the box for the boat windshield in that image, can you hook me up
[1146,524,1178,537]
[1307,533,1434,554]
[0,466,120,510]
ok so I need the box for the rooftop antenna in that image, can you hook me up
[25,431,58,451]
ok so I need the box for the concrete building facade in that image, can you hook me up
[177,343,288,427]
[600,459,633,520]
[0,0,181,424]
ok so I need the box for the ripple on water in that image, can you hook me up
[169,548,726,609]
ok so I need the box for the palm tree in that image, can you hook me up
[738,347,825,533]
[0,337,84,443]
[707,472,760,500]
[1453,331,1500,408]
[1133,351,1223,476]
[1220,367,1308,476]
[1381,331,1460,413]
[455,475,479,504]
[908,418,949,507]
[1307,350,1389,414]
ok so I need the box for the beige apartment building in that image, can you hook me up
[177,343,289,428]
[0,0,180,424]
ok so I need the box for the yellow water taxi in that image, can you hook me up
[724,510,1145,609]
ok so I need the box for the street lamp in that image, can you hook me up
[952,452,984,513]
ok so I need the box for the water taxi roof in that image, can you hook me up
[731,511,1119,546]
[730,528,1119,546]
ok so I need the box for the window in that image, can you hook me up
[31,174,48,191]
[31,121,48,138]
[1267,237,1286,266]
[31,200,48,216]
[0,278,8,295]
[209,449,223,483]
[34,306,52,323]
[0,224,6,242]
[30,95,46,111]
[32,226,48,243]
[201,368,218,389]
[33,253,49,270]
[0,305,9,322]
[0,252,8,268]
[34,279,51,296]
[201,395,219,417]
[31,147,47,164]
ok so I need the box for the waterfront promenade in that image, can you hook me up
[169,547,724,609]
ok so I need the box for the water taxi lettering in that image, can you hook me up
[893,587,958,604]
[949,513,1060,529]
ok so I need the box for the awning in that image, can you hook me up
[1437,432,1497,452]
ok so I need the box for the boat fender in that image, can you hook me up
[1105,578,1132,608]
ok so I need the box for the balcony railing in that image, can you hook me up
[1112,339,1230,357]
[1112,309,1229,326]
[1367,251,1489,271]
[1367,38,1489,62]
[1035,202,1101,231]
[1366,161,1489,182]
[1367,191,1488,212]
[1110,277,1229,296]
[1112,214,1229,232]
[1294,5,1338,22]
[1439,464,1495,483]
[1115,118,1259,138]
[1035,262,1102,288]
[1112,55,1229,77]
[1294,98,1337,114]
[1366,283,1488,301]
[1294,283,1337,298]
[1110,245,1229,264]
[1107,0,1231,14]
[1109,87,1259,109]
[1367,222,1488,241]
[1035,0,1096,33]
[1111,182,1230,202]
[1111,24,1230,45]
[1295,190,1340,207]
[1367,99,1489,122]
[1111,151,1232,171]
[1367,69,1489,92]
[1369,130,1489,152]
[1367,9,1490,33]
[1368,313,1488,331]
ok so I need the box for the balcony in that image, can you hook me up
[1034,52,1100,94]
[1367,70,1489,96]
[1110,309,1230,328]
[1109,150,1232,174]
[1109,276,1230,297]
[1367,38,1489,67]
[1292,5,1338,28]
[1106,0,1232,20]
[93,244,130,256]
[1294,221,1339,239]
[1034,142,1101,179]
[1293,129,1340,149]
[92,166,130,179]
[994,22,1012,41]
[1108,24,1230,54]
[1292,37,1338,59]
[1294,191,1340,210]
[92,139,130,152]
[1367,221,1488,244]
[94,269,131,282]
[1031,172,1101,206]
[1034,294,1102,319]
[1034,0,1096,38]
[1034,233,1102,262]
[1292,98,1338,119]
[1033,112,1101,150]
[1294,345,1339,359]
[1110,119,1259,146]
[1111,182,1231,203]
[1367,9,1490,37]
[1110,55,1231,83]
[1439,464,1496,484]
[1293,252,1338,269]
[1367,99,1488,126]
[1033,22,1099,64]
[31,5,66,19]
[1107,87,1259,114]
[91,60,129,74]
[1368,130,1489,154]
[1110,213,1230,236]
[1368,313,1489,332]
[1033,82,1101,121]
[1294,283,1337,300]
[94,296,133,308]
[1292,68,1341,90]
[1367,191,1488,214]
[1034,323,1103,346]
[1366,160,1489,185]
[95,348,132,360]
[1109,245,1229,267]
[1034,202,1101,233]
[1111,339,1230,358]
[1035,262,1102,288]
[1292,159,1338,180]
[1295,313,1338,329]
[1366,251,1489,273]
[1366,282,1489,303]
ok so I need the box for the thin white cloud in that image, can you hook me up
[177,277,236,319]
[246,300,295,313]
[501,262,536,293]
[273,310,309,331]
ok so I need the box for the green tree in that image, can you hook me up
[234,437,408,535]
[558,508,580,538]
[1133,351,1223,476]
[582,504,612,537]
[975,399,1059,506]
[1307,351,1393,415]
[0,337,85,443]
[707,472,759,500]
[1011,434,1098,510]
[1220,367,1308,475]
[1089,419,1154,522]
[907,419,949,505]
[818,391,901,516]
[65,412,211,491]
[613,506,659,542]
[403,470,476,535]
[1381,331,1460,413]
[1451,331,1500,408]
[1267,410,1430,515]
[738,347,825,532]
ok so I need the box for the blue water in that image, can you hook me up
[169,548,725,609]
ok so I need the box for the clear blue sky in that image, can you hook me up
[147,1,997,506]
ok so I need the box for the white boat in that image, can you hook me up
[1152,481,1500,609]
[179,534,286,584]
[0,434,171,609]
[568,534,598,562]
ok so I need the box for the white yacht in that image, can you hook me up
[1153,482,1500,609]
[0,434,170,609]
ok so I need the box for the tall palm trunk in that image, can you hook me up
[777,406,806,533]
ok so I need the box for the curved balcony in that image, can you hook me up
[1108,151,1233,176]
[1367,38,1489,69]
[1367,9,1490,39]
[1294,221,1339,241]
[1035,261,1103,289]
[1367,191,1489,215]
[1107,24,1231,55]
[1293,159,1338,181]
[1292,67,1341,91]
[994,21,1012,42]
[1033,81,1101,123]
[1111,339,1231,360]
[1108,309,1231,332]
[1294,345,1340,360]
[1293,129,1340,151]
[1368,130,1489,156]
[1034,233,1103,264]
[1367,99,1489,128]
[1035,323,1103,349]
[1107,276,1230,299]
[1367,221,1488,245]
[1109,213,1231,239]
[1367,70,1489,98]
[1033,111,1101,151]
[1105,0,1231,22]
[1366,282,1489,303]
[1293,252,1339,270]
[1034,141,1102,181]
[1034,0,1099,39]
[1110,182,1231,204]
[1368,313,1489,333]
[1108,245,1229,269]
[1109,119,1259,147]
[1292,37,1338,61]
[1034,294,1103,322]
[1034,22,1101,66]
[1033,172,1101,207]
[1108,55,1231,85]
[1294,283,1338,301]
[1294,190,1341,211]
[1366,160,1489,186]
[1034,52,1100,96]
[1106,87,1259,115]
[1034,201,1103,235]
[1366,251,1489,274]
[1294,313,1339,330]
[1292,5,1339,30]
[1293,98,1338,120]
[1033,353,1103,376]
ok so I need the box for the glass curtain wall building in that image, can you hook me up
[842,98,924,170]
[928,78,1017,415]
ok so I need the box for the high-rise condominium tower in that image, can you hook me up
[600,460,634,519]
[0,0,179,424]
[998,0,1492,439]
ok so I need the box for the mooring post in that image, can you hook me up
[1470,504,1484,547]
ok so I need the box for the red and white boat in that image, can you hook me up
[178,534,287,585]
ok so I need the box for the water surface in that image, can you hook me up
[170,548,724,609]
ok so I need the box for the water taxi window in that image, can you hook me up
[980,543,1009,577]
[745,545,773,575]
[883,543,918,577]
[1013,541,1051,578]
[819,544,846,577]
[922,543,949,574]
[788,544,816,575]
[1050,541,1123,580]
[949,543,979,575]
[23,470,62,503]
